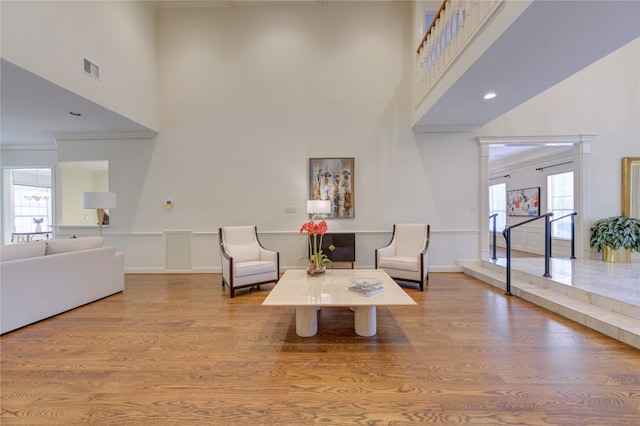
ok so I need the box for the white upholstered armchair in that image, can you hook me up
[375,224,430,291]
[219,226,279,298]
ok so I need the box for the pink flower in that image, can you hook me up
[316,220,328,235]
[299,220,330,267]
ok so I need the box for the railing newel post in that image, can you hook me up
[503,227,512,296]
[543,214,552,278]
[490,213,497,261]
[570,212,577,259]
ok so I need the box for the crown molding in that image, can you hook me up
[0,144,58,152]
[154,0,327,8]
[478,134,596,145]
[413,124,478,134]
[53,131,157,142]
[490,145,574,175]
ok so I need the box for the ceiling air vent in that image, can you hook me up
[83,58,100,80]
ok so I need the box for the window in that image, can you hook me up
[425,12,436,31]
[548,172,574,239]
[489,183,506,232]
[4,169,53,243]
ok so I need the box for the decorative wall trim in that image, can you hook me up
[165,230,192,270]
[414,125,478,134]
[76,228,480,238]
[49,228,481,274]
[1,143,58,151]
[54,131,157,142]
[478,134,596,146]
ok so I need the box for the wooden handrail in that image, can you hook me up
[417,0,447,54]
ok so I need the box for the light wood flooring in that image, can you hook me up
[1,273,639,425]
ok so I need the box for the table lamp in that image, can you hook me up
[307,199,331,220]
[83,192,116,236]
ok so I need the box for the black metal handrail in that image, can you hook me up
[489,213,498,260]
[502,213,554,296]
[549,212,577,259]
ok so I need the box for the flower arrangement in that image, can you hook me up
[33,218,44,224]
[300,220,331,275]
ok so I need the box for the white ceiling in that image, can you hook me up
[489,144,540,163]
[1,1,639,156]
[0,59,153,149]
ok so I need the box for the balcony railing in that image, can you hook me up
[416,0,502,105]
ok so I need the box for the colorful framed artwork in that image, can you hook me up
[507,187,540,216]
[309,158,354,219]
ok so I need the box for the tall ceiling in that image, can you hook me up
[1,0,639,158]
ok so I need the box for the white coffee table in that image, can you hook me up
[262,269,416,337]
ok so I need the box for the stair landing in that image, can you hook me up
[463,257,640,349]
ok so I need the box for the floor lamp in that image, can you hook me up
[83,192,116,236]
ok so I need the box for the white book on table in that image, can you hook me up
[348,285,384,297]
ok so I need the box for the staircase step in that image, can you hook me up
[463,262,640,350]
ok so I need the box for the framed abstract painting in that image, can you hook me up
[507,187,540,216]
[309,158,354,219]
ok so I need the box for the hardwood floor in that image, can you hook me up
[1,273,639,425]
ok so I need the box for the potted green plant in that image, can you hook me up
[590,215,640,262]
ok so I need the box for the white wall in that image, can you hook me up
[4,3,637,272]
[49,2,481,273]
[0,0,159,131]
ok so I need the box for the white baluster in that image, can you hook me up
[451,7,459,54]
[473,0,480,28]
[442,5,451,65]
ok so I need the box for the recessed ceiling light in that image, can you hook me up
[69,111,82,116]
[483,93,496,100]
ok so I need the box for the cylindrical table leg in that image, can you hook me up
[296,306,318,337]
[354,306,376,336]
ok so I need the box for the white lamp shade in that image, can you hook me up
[83,192,117,209]
[307,199,331,214]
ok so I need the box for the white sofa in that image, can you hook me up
[0,236,124,334]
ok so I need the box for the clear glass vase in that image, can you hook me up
[306,264,326,276]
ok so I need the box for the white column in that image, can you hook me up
[574,136,593,259]
[479,141,490,260]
